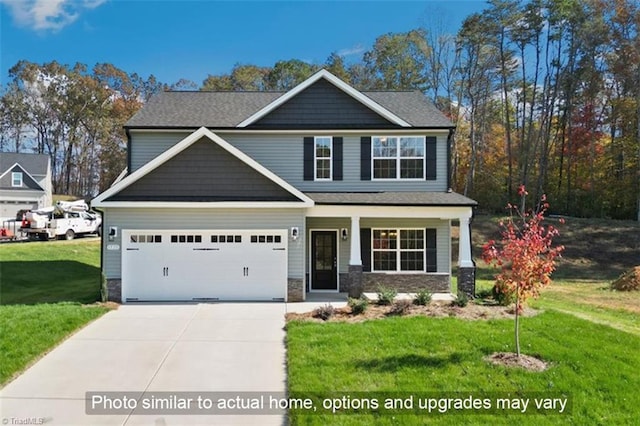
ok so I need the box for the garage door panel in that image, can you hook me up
[122,230,287,302]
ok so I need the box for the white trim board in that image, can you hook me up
[0,163,45,191]
[237,69,411,128]
[92,127,314,207]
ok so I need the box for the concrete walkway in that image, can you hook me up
[0,304,289,425]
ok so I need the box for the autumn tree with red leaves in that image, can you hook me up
[482,185,564,357]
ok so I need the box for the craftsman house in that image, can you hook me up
[92,70,476,302]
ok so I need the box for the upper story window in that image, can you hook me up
[11,172,23,187]
[372,136,425,180]
[314,136,332,180]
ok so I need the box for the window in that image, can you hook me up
[11,172,23,187]
[372,229,426,272]
[314,136,332,180]
[131,234,162,243]
[372,136,425,179]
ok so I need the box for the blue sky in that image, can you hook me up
[0,0,488,87]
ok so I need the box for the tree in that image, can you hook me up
[482,185,564,356]
[363,29,430,90]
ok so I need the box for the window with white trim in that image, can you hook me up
[11,172,23,187]
[314,136,332,180]
[372,136,425,179]
[372,229,425,272]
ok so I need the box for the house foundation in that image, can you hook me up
[457,267,476,297]
[287,278,304,302]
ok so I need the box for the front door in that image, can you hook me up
[311,231,338,291]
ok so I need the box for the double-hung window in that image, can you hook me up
[11,172,23,187]
[372,229,426,272]
[314,136,332,180]
[372,136,425,179]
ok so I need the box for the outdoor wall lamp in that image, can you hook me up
[108,226,118,241]
[291,227,299,241]
[341,228,349,240]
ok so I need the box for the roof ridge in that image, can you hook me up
[164,90,285,94]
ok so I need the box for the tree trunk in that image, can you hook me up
[515,281,520,357]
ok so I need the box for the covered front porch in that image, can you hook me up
[303,192,477,300]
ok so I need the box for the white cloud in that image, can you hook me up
[0,0,107,32]
[337,44,365,58]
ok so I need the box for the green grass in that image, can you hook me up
[0,238,102,304]
[530,281,640,336]
[287,312,640,425]
[0,302,108,384]
[0,239,109,385]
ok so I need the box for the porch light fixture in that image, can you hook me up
[290,227,299,241]
[341,228,348,240]
[108,226,118,241]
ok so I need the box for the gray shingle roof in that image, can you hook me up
[0,152,49,176]
[306,191,477,206]
[126,84,453,128]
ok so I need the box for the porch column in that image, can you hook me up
[348,215,363,298]
[349,215,362,266]
[457,213,476,297]
[458,214,473,268]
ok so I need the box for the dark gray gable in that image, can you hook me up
[106,137,301,202]
[0,153,49,176]
[0,164,44,191]
[249,79,399,129]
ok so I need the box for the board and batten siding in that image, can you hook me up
[306,217,450,274]
[128,131,448,191]
[102,208,305,279]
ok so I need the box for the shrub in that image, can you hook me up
[376,286,397,306]
[389,299,413,316]
[492,284,516,306]
[413,289,432,306]
[475,287,493,300]
[452,291,468,307]
[312,304,335,321]
[348,297,369,315]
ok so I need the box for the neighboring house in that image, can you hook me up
[92,70,477,303]
[0,152,52,222]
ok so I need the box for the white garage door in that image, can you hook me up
[122,229,287,302]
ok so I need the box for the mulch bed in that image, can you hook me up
[285,301,540,323]
[485,352,549,371]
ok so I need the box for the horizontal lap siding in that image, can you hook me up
[130,132,447,191]
[360,218,450,273]
[221,134,448,192]
[306,218,350,273]
[130,132,188,172]
[102,208,304,279]
[305,217,450,274]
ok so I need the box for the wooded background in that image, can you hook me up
[1,0,639,220]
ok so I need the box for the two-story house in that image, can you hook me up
[0,152,52,222]
[92,70,477,303]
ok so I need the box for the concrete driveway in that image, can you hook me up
[0,303,290,425]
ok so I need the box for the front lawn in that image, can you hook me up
[0,302,108,385]
[0,238,102,304]
[0,239,109,385]
[287,311,640,425]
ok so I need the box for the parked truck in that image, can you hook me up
[21,200,102,241]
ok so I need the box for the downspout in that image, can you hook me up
[93,205,106,302]
[447,127,455,191]
[125,127,132,176]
